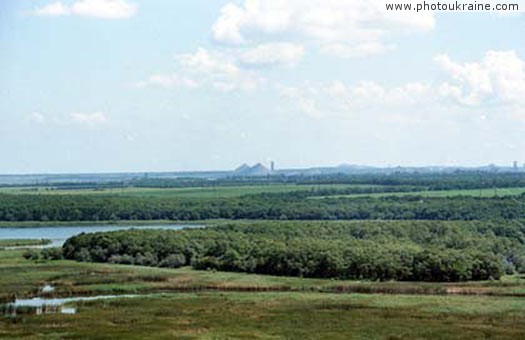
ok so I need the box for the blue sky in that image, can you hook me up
[1,0,524,173]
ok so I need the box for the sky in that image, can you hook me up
[0,0,524,174]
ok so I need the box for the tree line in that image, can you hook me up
[5,171,525,190]
[62,220,525,282]
[2,192,525,222]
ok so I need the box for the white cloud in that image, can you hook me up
[239,42,304,66]
[137,48,266,93]
[70,112,108,125]
[177,48,265,92]
[212,3,247,45]
[278,84,322,118]
[179,48,238,75]
[32,0,137,19]
[435,50,525,106]
[33,2,71,16]
[135,74,198,89]
[279,50,524,119]
[212,0,434,57]
[26,111,110,127]
[27,112,47,124]
[72,0,137,19]
[279,79,439,119]
[321,42,396,58]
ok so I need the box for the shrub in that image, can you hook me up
[108,254,135,265]
[22,249,40,260]
[41,247,63,260]
[159,253,186,268]
[135,252,158,266]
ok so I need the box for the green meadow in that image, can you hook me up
[2,292,525,339]
[2,247,524,301]
[1,248,525,339]
[309,186,525,199]
[0,184,372,199]
[0,239,51,247]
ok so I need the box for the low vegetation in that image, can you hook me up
[0,239,51,247]
[3,292,525,339]
[4,248,525,303]
[2,246,525,338]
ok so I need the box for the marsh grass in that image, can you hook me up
[1,293,525,339]
[2,249,525,338]
[2,249,525,301]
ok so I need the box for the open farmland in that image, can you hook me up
[0,184,376,199]
[309,186,525,199]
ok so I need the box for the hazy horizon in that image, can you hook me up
[2,1,524,174]
[1,160,524,176]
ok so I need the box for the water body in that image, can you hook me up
[4,294,142,316]
[0,224,202,248]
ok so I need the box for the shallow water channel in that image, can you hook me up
[3,293,142,316]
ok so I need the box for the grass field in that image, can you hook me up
[4,184,525,201]
[2,248,525,338]
[310,186,525,199]
[2,292,525,339]
[0,184,374,198]
[0,239,51,247]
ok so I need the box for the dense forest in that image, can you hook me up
[1,192,525,222]
[63,220,525,282]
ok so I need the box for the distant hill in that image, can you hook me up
[1,162,524,185]
[234,163,251,173]
[234,163,270,176]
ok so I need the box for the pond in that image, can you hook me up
[0,224,202,248]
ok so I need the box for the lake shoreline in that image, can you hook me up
[0,224,205,249]
[0,219,216,228]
